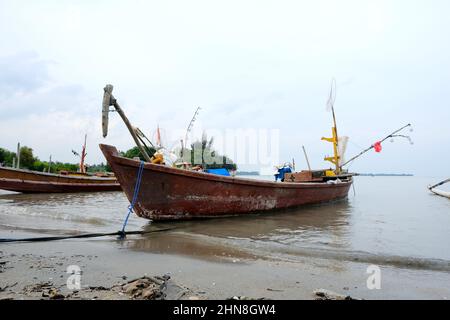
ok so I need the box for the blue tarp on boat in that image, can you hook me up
[275,167,292,181]
[205,168,230,176]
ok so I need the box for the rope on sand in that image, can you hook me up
[0,228,175,243]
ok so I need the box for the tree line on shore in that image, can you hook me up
[0,146,110,173]
[0,134,236,173]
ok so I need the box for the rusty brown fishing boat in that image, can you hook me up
[100,144,352,220]
[0,166,122,193]
[99,83,359,221]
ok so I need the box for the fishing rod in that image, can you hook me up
[428,178,450,190]
[184,107,201,149]
[339,123,412,169]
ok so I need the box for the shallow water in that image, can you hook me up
[1,176,449,267]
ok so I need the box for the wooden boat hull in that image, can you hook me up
[0,167,122,193]
[100,144,353,221]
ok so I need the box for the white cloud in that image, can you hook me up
[0,0,449,175]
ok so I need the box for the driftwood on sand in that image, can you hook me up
[313,289,360,300]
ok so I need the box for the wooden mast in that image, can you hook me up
[102,85,151,162]
[321,80,341,174]
[80,134,87,174]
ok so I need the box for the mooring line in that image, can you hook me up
[0,161,162,243]
[119,160,145,238]
[0,228,175,243]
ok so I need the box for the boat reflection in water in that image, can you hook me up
[128,199,352,262]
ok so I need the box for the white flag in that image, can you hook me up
[326,78,337,112]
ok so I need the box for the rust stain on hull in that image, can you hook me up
[100,144,352,221]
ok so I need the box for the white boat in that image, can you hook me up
[429,178,450,199]
[430,188,450,199]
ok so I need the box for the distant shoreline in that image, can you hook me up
[356,173,414,177]
[235,171,260,176]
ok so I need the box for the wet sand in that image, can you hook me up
[1,229,450,300]
[1,177,450,300]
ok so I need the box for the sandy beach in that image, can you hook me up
[2,176,450,300]
[2,228,450,300]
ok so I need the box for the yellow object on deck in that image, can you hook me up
[325,170,336,177]
[151,153,164,165]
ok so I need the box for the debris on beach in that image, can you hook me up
[8,274,191,300]
[0,282,17,293]
[0,260,9,273]
[21,282,65,299]
[313,289,360,300]
[228,296,269,300]
[46,288,65,300]
[23,281,55,294]
[119,275,169,300]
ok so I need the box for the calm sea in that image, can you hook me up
[1,176,449,268]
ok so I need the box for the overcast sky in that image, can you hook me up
[0,0,449,176]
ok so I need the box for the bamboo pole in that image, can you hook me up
[429,178,450,190]
[339,124,411,169]
[302,145,312,171]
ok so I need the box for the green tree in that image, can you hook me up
[1,145,113,173]
[19,146,36,169]
[87,162,112,173]
[51,162,79,173]
[120,146,156,161]
[31,160,46,172]
[182,132,237,170]
[0,148,15,166]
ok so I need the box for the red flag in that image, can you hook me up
[373,141,382,153]
[156,125,161,146]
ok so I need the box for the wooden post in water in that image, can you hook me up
[16,143,21,169]
[80,134,87,174]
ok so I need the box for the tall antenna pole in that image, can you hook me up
[330,79,340,173]
[302,146,312,171]
[322,79,341,174]
[184,107,201,149]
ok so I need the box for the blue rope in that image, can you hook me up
[120,161,145,236]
